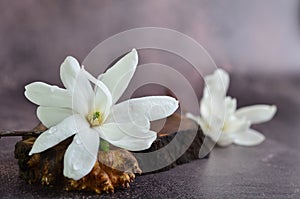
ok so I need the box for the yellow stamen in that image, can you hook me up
[87,111,103,127]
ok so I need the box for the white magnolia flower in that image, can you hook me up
[25,49,178,180]
[187,69,277,147]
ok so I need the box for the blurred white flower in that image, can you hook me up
[187,69,276,147]
[25,49,178,180]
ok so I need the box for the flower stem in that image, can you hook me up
[100,139,110,152]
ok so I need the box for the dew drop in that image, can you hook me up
[73,164,80,171]
[50,86,58,92]
[75,137,82,144]
[48,127,57,134]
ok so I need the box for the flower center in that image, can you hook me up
[87,111,103,127]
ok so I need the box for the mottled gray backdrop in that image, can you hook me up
[1,0,300,96]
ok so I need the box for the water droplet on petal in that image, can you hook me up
[48,127,57,134]
[50,86,59,92]
[73,164,80,171]
[75,137,82,144]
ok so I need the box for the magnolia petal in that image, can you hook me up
[233,129,265,146]
[93,81,112,120]
[98,49,138,104]
[200,96,227,125]
[203,129,233,147]
[29,114,89,155]
[107,131,156,151]
[199,98,225,133]
[199,97,211,122]
[97,124,157,151]
[108,132,157,151]
[83,68,113,120]
[72,69,94,116]
[25,82,72,108]
[235,105,277,124]
[224,115,250,134]
[198,117,210,134]
[96,119,151,141]
[217,135,234,147]
[63,128,99,180]
[225,97,237,116]
[108,96,179,122]
[60,56,81,90]
[37,106,73,128]
[203,68,229,99]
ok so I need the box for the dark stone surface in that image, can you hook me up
[1,74,300,198]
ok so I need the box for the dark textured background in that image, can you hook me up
[1,1,300,198]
